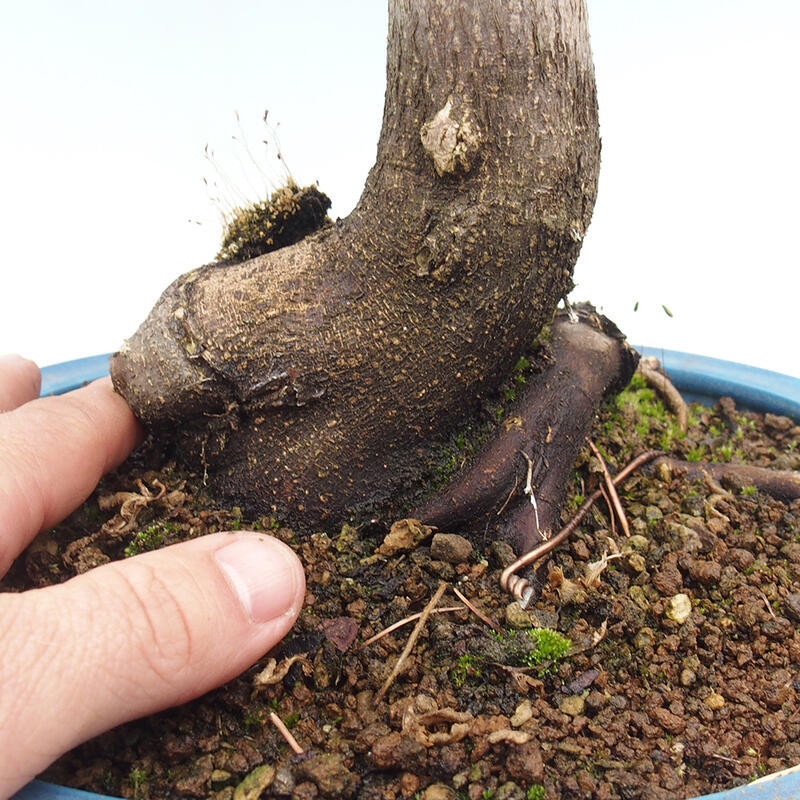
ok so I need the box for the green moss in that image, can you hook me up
[432,421,482,488]
[686,446,705,463]
[496,627,572,675]
[217,180,331,263]
[514,355,532,375]
[452,653,483,687]
[127,767,149,800]
[123,521,178,558]
[717,443,733,461]
[522,628,572,671]
[227,505,244,530]
[243,706,266,729]
[613,372,689,453]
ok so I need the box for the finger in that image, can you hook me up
[0,354,41,412]
[0,377,144,575]
[0,531,305,797]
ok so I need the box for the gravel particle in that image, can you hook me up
[653,560,683,595]
[646,505,663,522]
[650,706,686,734]
[232,765,275,800]
[211,770,233,789]
[723,548,756,570]
[686,558,722,586]
[510,699,533,727]
[430,532,473,563]
[665,593,692,623]
[634,627,656,648]
[504,601,534,628]
[680,668,697,687]
[504,739,544,784]
[559,694,586,717]
[704,692,725,710]
[296,752,359,797]
[627,553,647,573]
[784,593,800,621]
[495,781,527,800]
[629,585,651,611]
[780,542,800,563]
[369,731,426,771]
[627,534,650,552]
[420,784,457,800]
[377,518,431,555]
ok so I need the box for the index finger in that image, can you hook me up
[0,377,144,575]
[0,355,42,412]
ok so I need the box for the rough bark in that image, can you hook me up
[110,0,600,532]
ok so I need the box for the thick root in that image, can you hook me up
[415,303,639,555]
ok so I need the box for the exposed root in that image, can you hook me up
[269,711,304,755]
[402,703,474,747]
[587,439,630,537]
[500,444,800,603]
[500,450,663,604]
[416,305,640,557]
[654,456,800,503]
[97,478,169,534]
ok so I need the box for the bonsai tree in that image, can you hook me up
[110,0,626,555]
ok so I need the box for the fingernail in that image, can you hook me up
[214,535,302,623]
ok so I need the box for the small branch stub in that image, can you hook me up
[420,97,482,176]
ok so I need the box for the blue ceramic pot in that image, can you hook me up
[13,352,800,800]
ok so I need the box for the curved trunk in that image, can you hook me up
[110,0,600,531]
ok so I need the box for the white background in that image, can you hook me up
[1,1,797,378]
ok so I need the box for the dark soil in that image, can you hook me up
[4,371,800,800]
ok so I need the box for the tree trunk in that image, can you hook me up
[110,0,600,532]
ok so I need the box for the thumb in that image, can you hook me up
[0,532,305,798]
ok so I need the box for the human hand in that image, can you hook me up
[0,355,306,798]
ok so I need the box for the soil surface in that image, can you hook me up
[4,370,800,800]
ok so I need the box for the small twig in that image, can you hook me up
[760,591,777,619]
[500,450,662,604]
[269,711,304,755]
[598,483,616,536]
[588,439,630,538]
[495,473,520,518]
[363,588,502,648]
[451,585,503,635]
[361,606,464,648]
[709,752,741,766]
[375,581,448,704]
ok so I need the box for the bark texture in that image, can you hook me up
[415,305,639,556]
[110,0,600,532]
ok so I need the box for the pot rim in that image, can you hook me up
[37,349,800,421]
